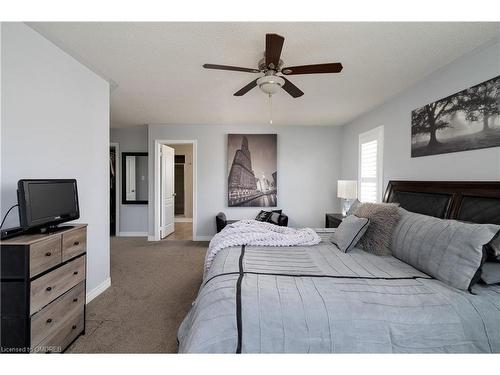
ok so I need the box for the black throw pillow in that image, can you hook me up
[267,212,281,225]
[255,210,272,222]
[486,230,500,262]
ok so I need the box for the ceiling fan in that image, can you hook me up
[203,33,343,98]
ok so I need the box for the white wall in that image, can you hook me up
[1,23,110,299]
[110,126,149,235]
[148,124,343,239]
[340,39,500,188]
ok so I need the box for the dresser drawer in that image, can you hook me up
[30,236,62,277]
[62,228,86,262]
[30,282,85,347]
[33,309,84,353]
[30,255,86,315]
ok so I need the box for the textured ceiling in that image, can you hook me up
[28,22,500,128]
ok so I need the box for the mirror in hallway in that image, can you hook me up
[122,152,148,204]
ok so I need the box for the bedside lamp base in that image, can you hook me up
[342,198,354,217]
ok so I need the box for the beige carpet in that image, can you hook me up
[67,237,208,353]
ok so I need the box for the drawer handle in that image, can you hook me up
[46,318,53,324]
[73,271,79,275]
[46,286,52,292]
[45,251,52,257]
[73,241,80,246]
[73,298,78,302]
[72,325,77,330]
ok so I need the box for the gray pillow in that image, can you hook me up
[481,263,500,285]
[354,202,400,255]
[392,208,500,290]
[330,215,370,253]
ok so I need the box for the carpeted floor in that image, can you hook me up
[67,237,208,353]
[163,222,192,240]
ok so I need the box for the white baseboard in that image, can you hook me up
[194,235,212,241]
[174,217,193,223]
[148,235,157,241]
[86,277,111,304]
[118,231,148,237]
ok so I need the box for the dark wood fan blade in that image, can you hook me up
[265,34,285,70]
[203,64,260,73]
[281,63,343,75]
[234,79,259,96]
[281,77,304,98]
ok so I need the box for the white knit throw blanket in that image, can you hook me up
[204,220,321,275]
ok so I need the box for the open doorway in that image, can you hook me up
[154,140,196,241]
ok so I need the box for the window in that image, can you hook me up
[358,126,384,203]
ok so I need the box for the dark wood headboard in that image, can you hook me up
[383,181,500,225]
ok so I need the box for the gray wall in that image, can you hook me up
[1,23,110,295]
[148,124,343,239]
[110,126,149,234]
[340,38,500,187]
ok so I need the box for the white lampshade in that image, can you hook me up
[337,180,358,199]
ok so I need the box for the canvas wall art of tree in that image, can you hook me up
[411,75,500,157]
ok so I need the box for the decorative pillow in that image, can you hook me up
[267,212,281,225]
[346,199,361,216]
[255,210,272,222]
[485,231,500,262]
[330,215,370,253]
[391,208,500,291]
[353,202,400,255]
[481,263,500,285]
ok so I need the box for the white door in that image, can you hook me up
[125,155,136,200]
[160,145,175,239]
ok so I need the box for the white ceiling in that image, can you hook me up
[28,22,499,128]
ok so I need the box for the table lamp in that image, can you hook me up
[337,180,358,216]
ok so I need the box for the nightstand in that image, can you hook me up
[325,213,344,228]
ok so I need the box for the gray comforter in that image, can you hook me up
[178,239,500,353]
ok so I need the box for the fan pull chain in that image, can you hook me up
[269,94,273,125]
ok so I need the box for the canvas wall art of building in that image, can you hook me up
[411,75,500,157]
[227,134,277,207]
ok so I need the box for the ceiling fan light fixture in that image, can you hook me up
[204,33,344,99]
[257,75,285,95]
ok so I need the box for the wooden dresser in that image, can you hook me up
[1,224,87,353]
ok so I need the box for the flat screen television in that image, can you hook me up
[17,179,80,230]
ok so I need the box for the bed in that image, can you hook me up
[177,181,500,353]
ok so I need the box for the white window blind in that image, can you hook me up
[358,126,384,203]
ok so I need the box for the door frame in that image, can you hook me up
[110,142,120,236]
[153,139,197,241]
